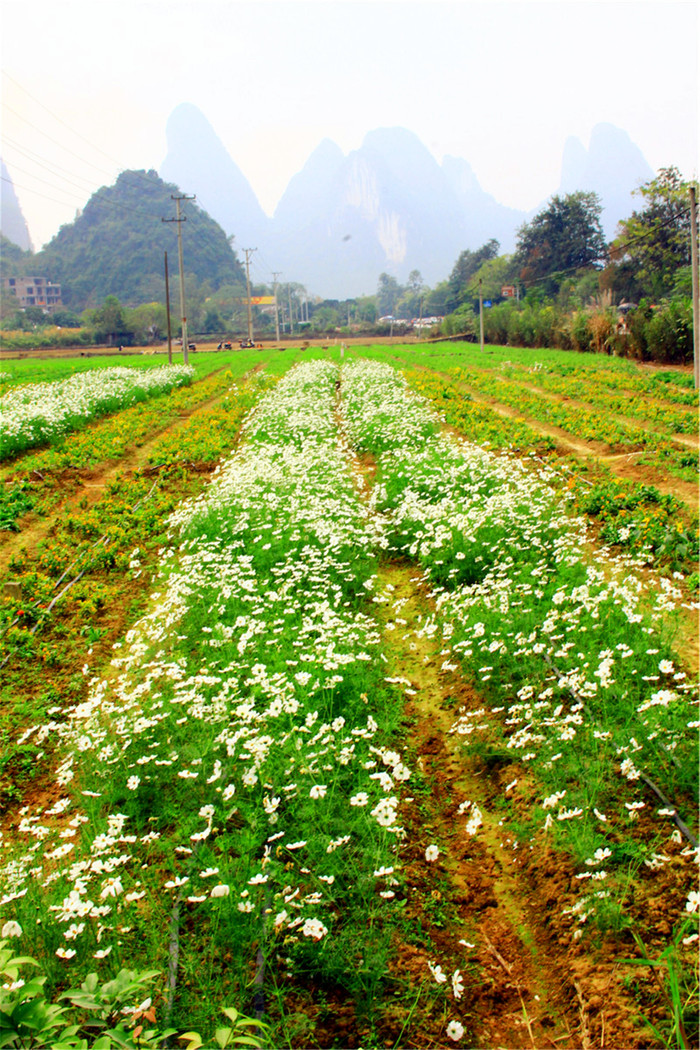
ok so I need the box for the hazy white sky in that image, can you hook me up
[1,0,698,250]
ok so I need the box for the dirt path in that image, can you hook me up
[346,445,582,1047]
[371,559,655,1050]
[376,561,578,1049]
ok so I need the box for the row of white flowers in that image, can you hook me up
[0,364,195,458]
[0,360,412,1009]
[338,359,699,934]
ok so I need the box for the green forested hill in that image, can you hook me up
[23,170,246,310]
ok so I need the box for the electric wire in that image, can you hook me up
[3,134,104,194]
[519,206,693,291]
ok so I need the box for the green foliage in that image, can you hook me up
[0,482,35,531]
[376,272,402,317]
[446,239,500,311]
[0,942,175,1049]
[25,170,246,312]
[515,191,607,294]
[611,167,693,300]
[179,1007,270,1049]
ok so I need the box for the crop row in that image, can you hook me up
[400,368,699,574]
[0,372,276,810]
[447,365,697,482]
[1,355,697,1046]
[0,361,424,1044]
[0,354,286,534]
[496,361,699,435]
[409,343,697,406]
[0,365,198,461]
[338,359,698,934]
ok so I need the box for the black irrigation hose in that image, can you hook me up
[160,888,183,1048]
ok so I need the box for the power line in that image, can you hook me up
[2,101,120,182]
[519,206,693,291]
[2,135,102,193]
[2,70,132,173]
[2,72,167,198]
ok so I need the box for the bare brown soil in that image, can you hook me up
[372,560,693,1050]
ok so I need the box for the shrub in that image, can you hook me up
[646,299,693,364]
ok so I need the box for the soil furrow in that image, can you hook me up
[0,372,251,575]
[376,561,581,1049]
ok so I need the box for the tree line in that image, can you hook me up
[0,166,695,362]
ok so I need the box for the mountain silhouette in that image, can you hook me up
[160,103,269,251]
[1,160,33,252]
[159,107,656,297]
[558,123,654,239]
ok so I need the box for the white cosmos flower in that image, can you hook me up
[99,877,124,899]
[447,1020,465,1041]
[210,884,230,898]
[425,845,440,862]
[1,921,22,938]
[428,961,447,984]
[302,918,328,940]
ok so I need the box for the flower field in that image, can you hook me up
[0,345,698,1049]
[0,365,197,459]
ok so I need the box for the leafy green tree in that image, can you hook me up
[354,295,378,324]
[51,308,82,328]
[397,270,426,318]
[424,280,450,316]
[516,192,606,294]
[126,302,168,343]
[91,295,133,345]
[446,239,499,310]
[310,304,342,332]
[609,167,693,300]
[465,254,518,303]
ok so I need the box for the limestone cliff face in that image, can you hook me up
[343,156,380,223]
[158,105,656,298]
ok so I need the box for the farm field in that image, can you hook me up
[0,343,698,1050]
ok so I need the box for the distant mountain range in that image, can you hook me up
[160,104,654,298]
[1,106,655,301]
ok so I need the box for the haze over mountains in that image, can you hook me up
[160,104,654,298]
[1,160,33,253]
[2,103,655,301]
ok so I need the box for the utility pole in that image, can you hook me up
[272,271,282,343]
[164,251,173,364]
[242,248,256,343]
[288,289,294,336]
[479,279,484,351]
[162,194,195,365]
[690,185,699,389]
